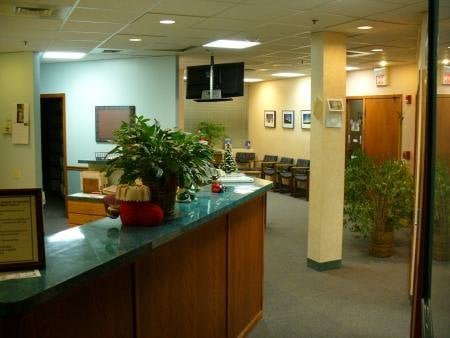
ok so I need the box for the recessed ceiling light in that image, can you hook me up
[357,25,373,30]
[43,51,86,59]
[346,66,360,71]
[371,48,383,52]
[442,58,449,65]
[160,19,175,24]
[129,38,142,42]
[272,72,305,78]
[379,60,388,67]
[203,39,260,49]
[244,78,263,83]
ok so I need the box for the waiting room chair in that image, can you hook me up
[291,159,310,200]
[235,152,256,171]
[274,157,294,191]
[255,155,278,180]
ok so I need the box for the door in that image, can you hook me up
[363,96,402,162]
[40,94,67,198]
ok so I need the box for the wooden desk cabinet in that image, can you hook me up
[67,199,106,227]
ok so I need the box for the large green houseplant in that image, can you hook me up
[106,115,214,216]
[344,151,414,257]
[433,161,450,261]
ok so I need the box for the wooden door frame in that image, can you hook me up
[346,94,404,160]
[40,93,67,198]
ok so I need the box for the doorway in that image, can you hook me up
[40,94,67,229]
[346,95,402,162]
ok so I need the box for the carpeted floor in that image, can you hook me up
[249,191,411,338]
[43,191,412,337]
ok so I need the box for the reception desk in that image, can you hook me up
[0,179,272,338]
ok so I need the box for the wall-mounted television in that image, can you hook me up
[95,105,135,143]
[186,62,244,101]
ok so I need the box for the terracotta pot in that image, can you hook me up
[370,228,394,258]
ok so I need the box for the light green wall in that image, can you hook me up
[40,56,178,167]
[184,85,249,148]
[0,52,41,189]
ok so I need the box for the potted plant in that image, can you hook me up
[344,151,414,257]
[106,115,214,216]
[433,160,450,261]
[197,121,225,148]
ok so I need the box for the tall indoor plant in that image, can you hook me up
[197,121,225,148]
[433,160,450,261]
[344,151,414,257]
[106,115,214,216]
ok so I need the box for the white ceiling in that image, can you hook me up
[0,0,449,80]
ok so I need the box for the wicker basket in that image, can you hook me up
[145,177,178,217]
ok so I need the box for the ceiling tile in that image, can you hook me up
[56,31,110,41]
[216,4,298,21]
[243,0,333,11]
[77,0,160,11]
[190,17,258,31]
[367,5,426,24]
[312,0,403,18]
[274,10,355,31]
[148,0,236,17]
[62,20,124,33]
[48,40,100,49]
[69,7,140,23]
[0,15,61,31]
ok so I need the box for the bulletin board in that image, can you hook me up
[95,106,135,143]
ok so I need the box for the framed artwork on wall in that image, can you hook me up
[301,110,311,129]
[282,110,294,129]
[95,106,136,143]
[264,110,276,128]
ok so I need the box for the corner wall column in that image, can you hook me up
[307,32,346,271]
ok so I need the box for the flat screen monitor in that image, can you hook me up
[186,62,244,100]
[95,106,135,143]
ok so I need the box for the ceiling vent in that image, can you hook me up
[102,49,122,53]
[15,6,54,17]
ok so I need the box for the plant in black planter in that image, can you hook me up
[106,115,214,216]
[344,151,414,257]
[197,121,225,148]
[433,160,450,261]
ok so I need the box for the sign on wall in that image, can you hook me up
[374,67,389,86]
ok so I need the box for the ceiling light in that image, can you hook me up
[244,78,263,83]
[129,37,142,42]
[346,66,360,71]
[160,19,175,24]
[379,60,388,67]
[272,72,305,78]
[371,48,383,52]
[357,25,373,30]
[43,51,86,59]
[443,59,449,65]
[203,39,260,49]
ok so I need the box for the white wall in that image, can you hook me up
[0,52,41,189]
[40,56,178,166]
[248,77,311,161]
[247,64,419,165]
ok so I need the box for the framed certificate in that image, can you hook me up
[0,189,45,271]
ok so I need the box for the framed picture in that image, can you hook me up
[0,188,45,272]
[327,99,344,112]
[282,110,294,129]
[301,110,311,129]
[264,110,276,128]
[95,106,136,143]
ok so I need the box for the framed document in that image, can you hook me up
[0,189,45,271]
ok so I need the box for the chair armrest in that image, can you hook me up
[291,166,310,174]
[275,163,293,171]
[255,161,277,168]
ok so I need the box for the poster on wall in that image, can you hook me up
[0,189,45,272]
[374,67,389,86]
[282,110,294,129]
[301,110,311,129]
[264,110,276,128]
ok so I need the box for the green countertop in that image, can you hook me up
[0,179,272,316]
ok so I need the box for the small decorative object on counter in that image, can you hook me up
[221,143,238,174]
[115,180,164,226]
[211,176,225,193]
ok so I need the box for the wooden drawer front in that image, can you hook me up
[68,212,105,225]
[68,200,105,216]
